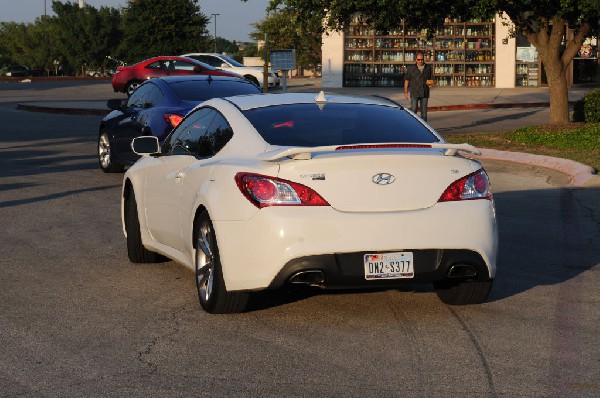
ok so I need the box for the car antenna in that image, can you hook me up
[315,91,327,110]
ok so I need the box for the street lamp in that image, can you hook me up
[211,13,220,53]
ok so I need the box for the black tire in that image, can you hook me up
[433,279,493,305]
[125,80,141,97]
[195,211,249,314]
[98,130,125,173]
[244,75,260,87]
[125,191,164,263]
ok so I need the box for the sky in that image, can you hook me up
[0,0,271,42]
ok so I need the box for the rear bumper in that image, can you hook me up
[269,249,490,289]
[266,75,280,87]
[213,200,497,291]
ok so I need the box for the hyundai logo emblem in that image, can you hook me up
[372,173,396,185]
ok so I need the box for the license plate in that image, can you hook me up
[364,252,414,280]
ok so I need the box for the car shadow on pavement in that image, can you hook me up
[248,185,600,311]
[246,284,434,312]
[486,186,600,302]
[431,108,544,134]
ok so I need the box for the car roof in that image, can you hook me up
[213,92,399,111]
[132,55,217,70]
[156,75,247,84]
[181,53,221,57]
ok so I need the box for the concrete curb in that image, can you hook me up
[472,149,597,187]
[16,102,108,116]
[429,102,555,112]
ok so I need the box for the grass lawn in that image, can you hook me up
[443,123,600,172]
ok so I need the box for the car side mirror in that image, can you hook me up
[107,98,126,110]
[220,63,229,68]
[131,136,160,156]
[193,66,203,73]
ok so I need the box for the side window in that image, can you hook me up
[173,60,196,71]
[198,55,220,67]
[144,85,163,107]
[200,113,234,158]
[164,60,175,70]
[145,61,162,70]
[162,108,216,156]
[127,83,153,107]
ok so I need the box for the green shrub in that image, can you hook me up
[583,87,600,123]
[573,87,600,122]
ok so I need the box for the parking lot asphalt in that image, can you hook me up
[6,76,600,187]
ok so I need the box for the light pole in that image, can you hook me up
[211,13,220,53]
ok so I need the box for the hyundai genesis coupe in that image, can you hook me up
[121,92,498,314]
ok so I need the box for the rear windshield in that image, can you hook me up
[169,80,262,101]
[242,103,439,146]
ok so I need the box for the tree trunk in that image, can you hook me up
[546,67,570,124]
[523,18,590,125]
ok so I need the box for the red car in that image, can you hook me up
[111,55,243,96]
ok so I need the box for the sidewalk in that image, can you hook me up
[279,77,591,111]
[9,77,599,187]
[11,77,593,114]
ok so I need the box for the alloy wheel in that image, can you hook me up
[196,222,215,303]
[98,133,111,169]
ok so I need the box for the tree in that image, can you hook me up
[0,23,31,67]
[216,37,239,54]
[117,0,212,62]
[266,0,600,124]
[50,1,122,74]
[0,19,60,74]
[251,6,322,75]
[494,0,599,124]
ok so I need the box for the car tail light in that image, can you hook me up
[164,113,184,128]
[235,173,329,208]
[438,169,492,202]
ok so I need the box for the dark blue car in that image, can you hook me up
[97,75,262,172]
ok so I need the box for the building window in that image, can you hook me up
[343,17,495,87]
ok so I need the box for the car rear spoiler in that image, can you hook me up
[258,142,481,161]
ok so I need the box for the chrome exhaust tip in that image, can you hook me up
[447,264,478,278]
[288,270,325,286]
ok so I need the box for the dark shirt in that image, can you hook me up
[404,63,433,98]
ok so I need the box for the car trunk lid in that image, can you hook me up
[264,144,481,212]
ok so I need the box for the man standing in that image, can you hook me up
[403,51,434,121]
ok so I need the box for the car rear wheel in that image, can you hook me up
[195,211,249,314]
[98,130,124,173]
[125,80,141,96]
[244,75,260,87]
[125,190,164,263]
[433,278,493,305]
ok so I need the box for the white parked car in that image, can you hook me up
[122,92,498,314]
[182,52,280,89]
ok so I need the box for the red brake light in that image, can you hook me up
[438,169,492,202]
[164,113,184,128]
[235,173,329,208]
[246,178,276,201]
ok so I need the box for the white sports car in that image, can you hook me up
[122,92,498,314]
